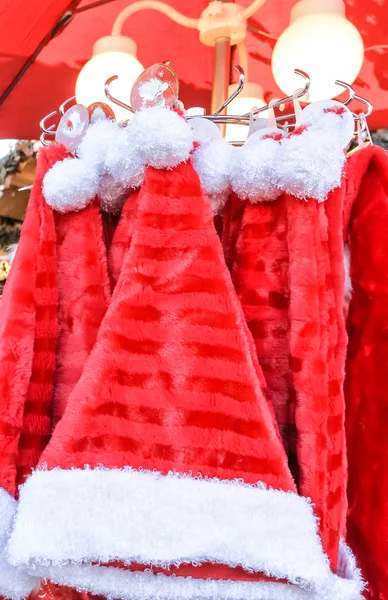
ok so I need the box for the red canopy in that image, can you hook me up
[0,0,387,139]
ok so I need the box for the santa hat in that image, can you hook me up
[0,139,124,598]
[9,148,362,599]
[226,112,364,592]
[340,145,388,600]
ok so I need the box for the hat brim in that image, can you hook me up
[9,467,363,599]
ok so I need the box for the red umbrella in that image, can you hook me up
[0,0,387,139]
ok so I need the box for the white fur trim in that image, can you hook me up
[230,127,345,203]
[9,468,362,599]
[337,540,363,586]
[43,157,100,213]
[230,137,282,202]
[0,489,40,599]
[191,139,234,213]
[129,108,193,169]
[104,126,145,189]
[344,245,352,302]
[77,119,121,172]
[298,101,354,150]
[7,243,18,265]
[275,129,345,202]
[25,562,361,600]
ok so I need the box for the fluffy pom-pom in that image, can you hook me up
[298,100,354,150]
[277,128,345,202]
[77,119,121,172]
[104,126,144,189]
[43,157,100,213]
[192,139,234,213]
[230,135,282,202]
[129,107,193,169]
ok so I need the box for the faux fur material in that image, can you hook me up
[43,156,100,213]
[52,201,111,428]
[343,145,388,600]
[0,143,65,498]
[128,107,193,169]
[10,467,328,584]
[191,139,234,214]
[227,182,349,569]
[22,561,364,600]
[230,127,345,203]
[10,160,330,596]
[0,489,40,599]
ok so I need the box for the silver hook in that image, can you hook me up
[247,69,310,118]
[213,65,246,116]
[40,110,57,134]
[351,94,373,120]
[104,75,134,114]
[59,96,76,116]
[334,80,355,105]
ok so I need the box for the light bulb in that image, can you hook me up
[272,0,364,103]
[225,82,267,143]
[76,36,144,121]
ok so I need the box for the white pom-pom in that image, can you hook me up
[278,128,345,202]
[77,119,121,172]
[192,139,233,213]
[7,244,18,265]
[230,133,282,202]
[298,100,354,149]
[129,107,193,169]
[43,157,99,213]
[104,126,144,189]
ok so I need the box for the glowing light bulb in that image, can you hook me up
[225,82,267,143]
[76,36,144,120]
[271,0,364,103]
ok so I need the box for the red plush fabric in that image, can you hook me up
[285,193,346,569]
[0,144,67,497]
[227,188,349,570]
[108,191,139,290]
[52,201,112,428]
[222,191,245,271]
[344,145,388,600]
[39,159,295,582]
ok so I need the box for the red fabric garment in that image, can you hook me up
[0,144,66,497]
[343,145,388,600]
[52,201,112,428]
[228,188,349,570]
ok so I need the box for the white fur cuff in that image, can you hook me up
[0,489,40,599]
[9,468,363,600]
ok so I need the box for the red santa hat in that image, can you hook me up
[9,132,362,599]
[340,145,388,600]
[225,105,364,592]
[0,137,128,598]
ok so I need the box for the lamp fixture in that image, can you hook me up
[272,0,364,103]
[75,0,365,126]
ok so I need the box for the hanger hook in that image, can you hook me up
[247,69,311,118]
[39,110,58,136]
[104,75,134,114]
[334,80,355,105]
[351,94,373,120]
[59,96,76,115]
[213,65,245,116]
